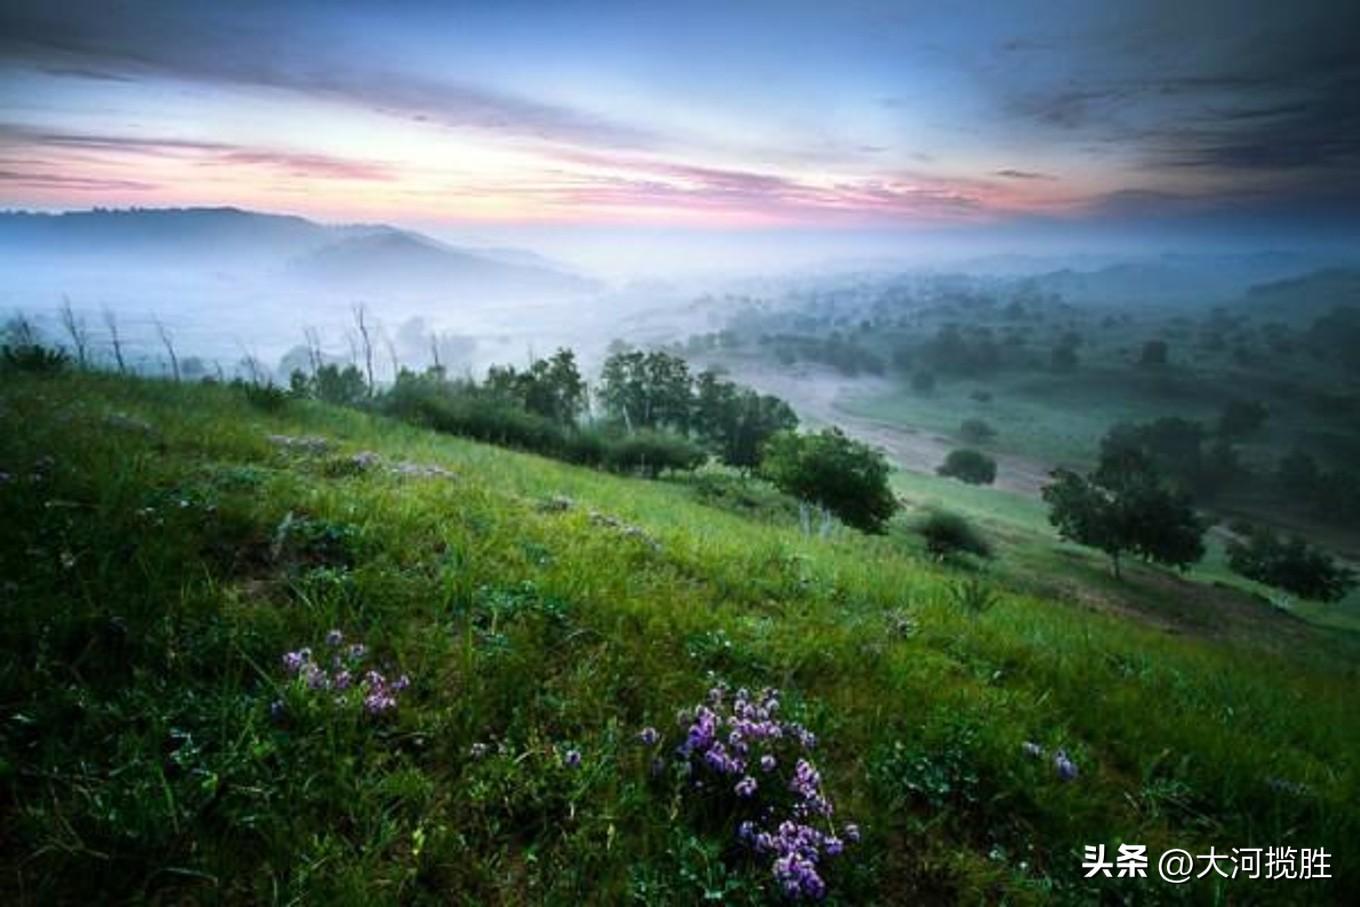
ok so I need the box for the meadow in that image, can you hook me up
[2,368,1357,904]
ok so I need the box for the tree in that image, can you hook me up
[598,349,692,432]
[1138,339,1169,367]
[937,448,997,485]
[1217,399,1268,438]
[1050,344,1078,371]
[1100,418,1233,499]
[1042,448,1205,578]
[487,348,587,426]
[760,428,897,533]
[1227,525,1355,602]
[692,369,798,472]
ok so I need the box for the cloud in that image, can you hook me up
[0,1,661,151]
[993,168,1055,180]
[0,169,157,191]
[1,125,394,181]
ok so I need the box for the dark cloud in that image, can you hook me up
[993,168,1055,180]
[993,0,1360,195]
[0,0,659,150]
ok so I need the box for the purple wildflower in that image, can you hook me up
[842,823,861,843]
[823,835,844,857]
[735,775,758,798]
[364,691,396,714]
[303,663,329,690]
[281,648,311,674]
[333,669,352,690]
[774,852,826,900]
[638,726,659,746]
[564,748,582,769]
[325,628,344,647]
[1054,749,1079,781]
[760,753,777,772]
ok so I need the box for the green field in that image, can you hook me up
[3,370,1359,904]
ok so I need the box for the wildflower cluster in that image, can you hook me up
[1021,740,1080,781]
[666,684,859,901]
[278,629,409,716]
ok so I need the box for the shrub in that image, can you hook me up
[1227,526,1356,602]
[937,448,997,485]
[761,428,897,533]
[1138,339,1169,367]
[917,510,992,559]
[2,342,69,375]
[1050,344,1078,371]
[236,380,289,412]
[948,577,999,615]
[604,429,706,478]
[1217,399,1268,438]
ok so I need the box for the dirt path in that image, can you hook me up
[721,363,1054,497]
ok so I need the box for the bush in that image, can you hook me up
[1138,340,1169,367]
[937,449,997,485]
[604,430,706,478]
[958,418,996,444]
[1050,345,1078,371]
[1227,526,1355,602]
[1217,399,1268,438]
[917,510,992,559]
[2,343,69,375]
[761,428,897,533]
[236,380,289,412]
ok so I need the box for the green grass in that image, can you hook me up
[3,370,1359,904]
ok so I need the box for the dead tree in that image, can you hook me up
[103,308,127,373]
[353,302,375,395]
[154,317,180,382]
[58,296,90,368]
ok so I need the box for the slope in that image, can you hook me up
[1,370,1356,904]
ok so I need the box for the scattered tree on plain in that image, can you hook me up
[1042,446,1205,579]
[937,448,997,485]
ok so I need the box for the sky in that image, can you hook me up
[1,0,1358,255]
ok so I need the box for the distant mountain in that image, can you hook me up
[1021,252,1334,306]
[287,229,595,297]
[0,207,335,261]
[0,206,595,298]
[1240,268,1360,322]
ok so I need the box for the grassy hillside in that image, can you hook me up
[2,371,1357,904]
